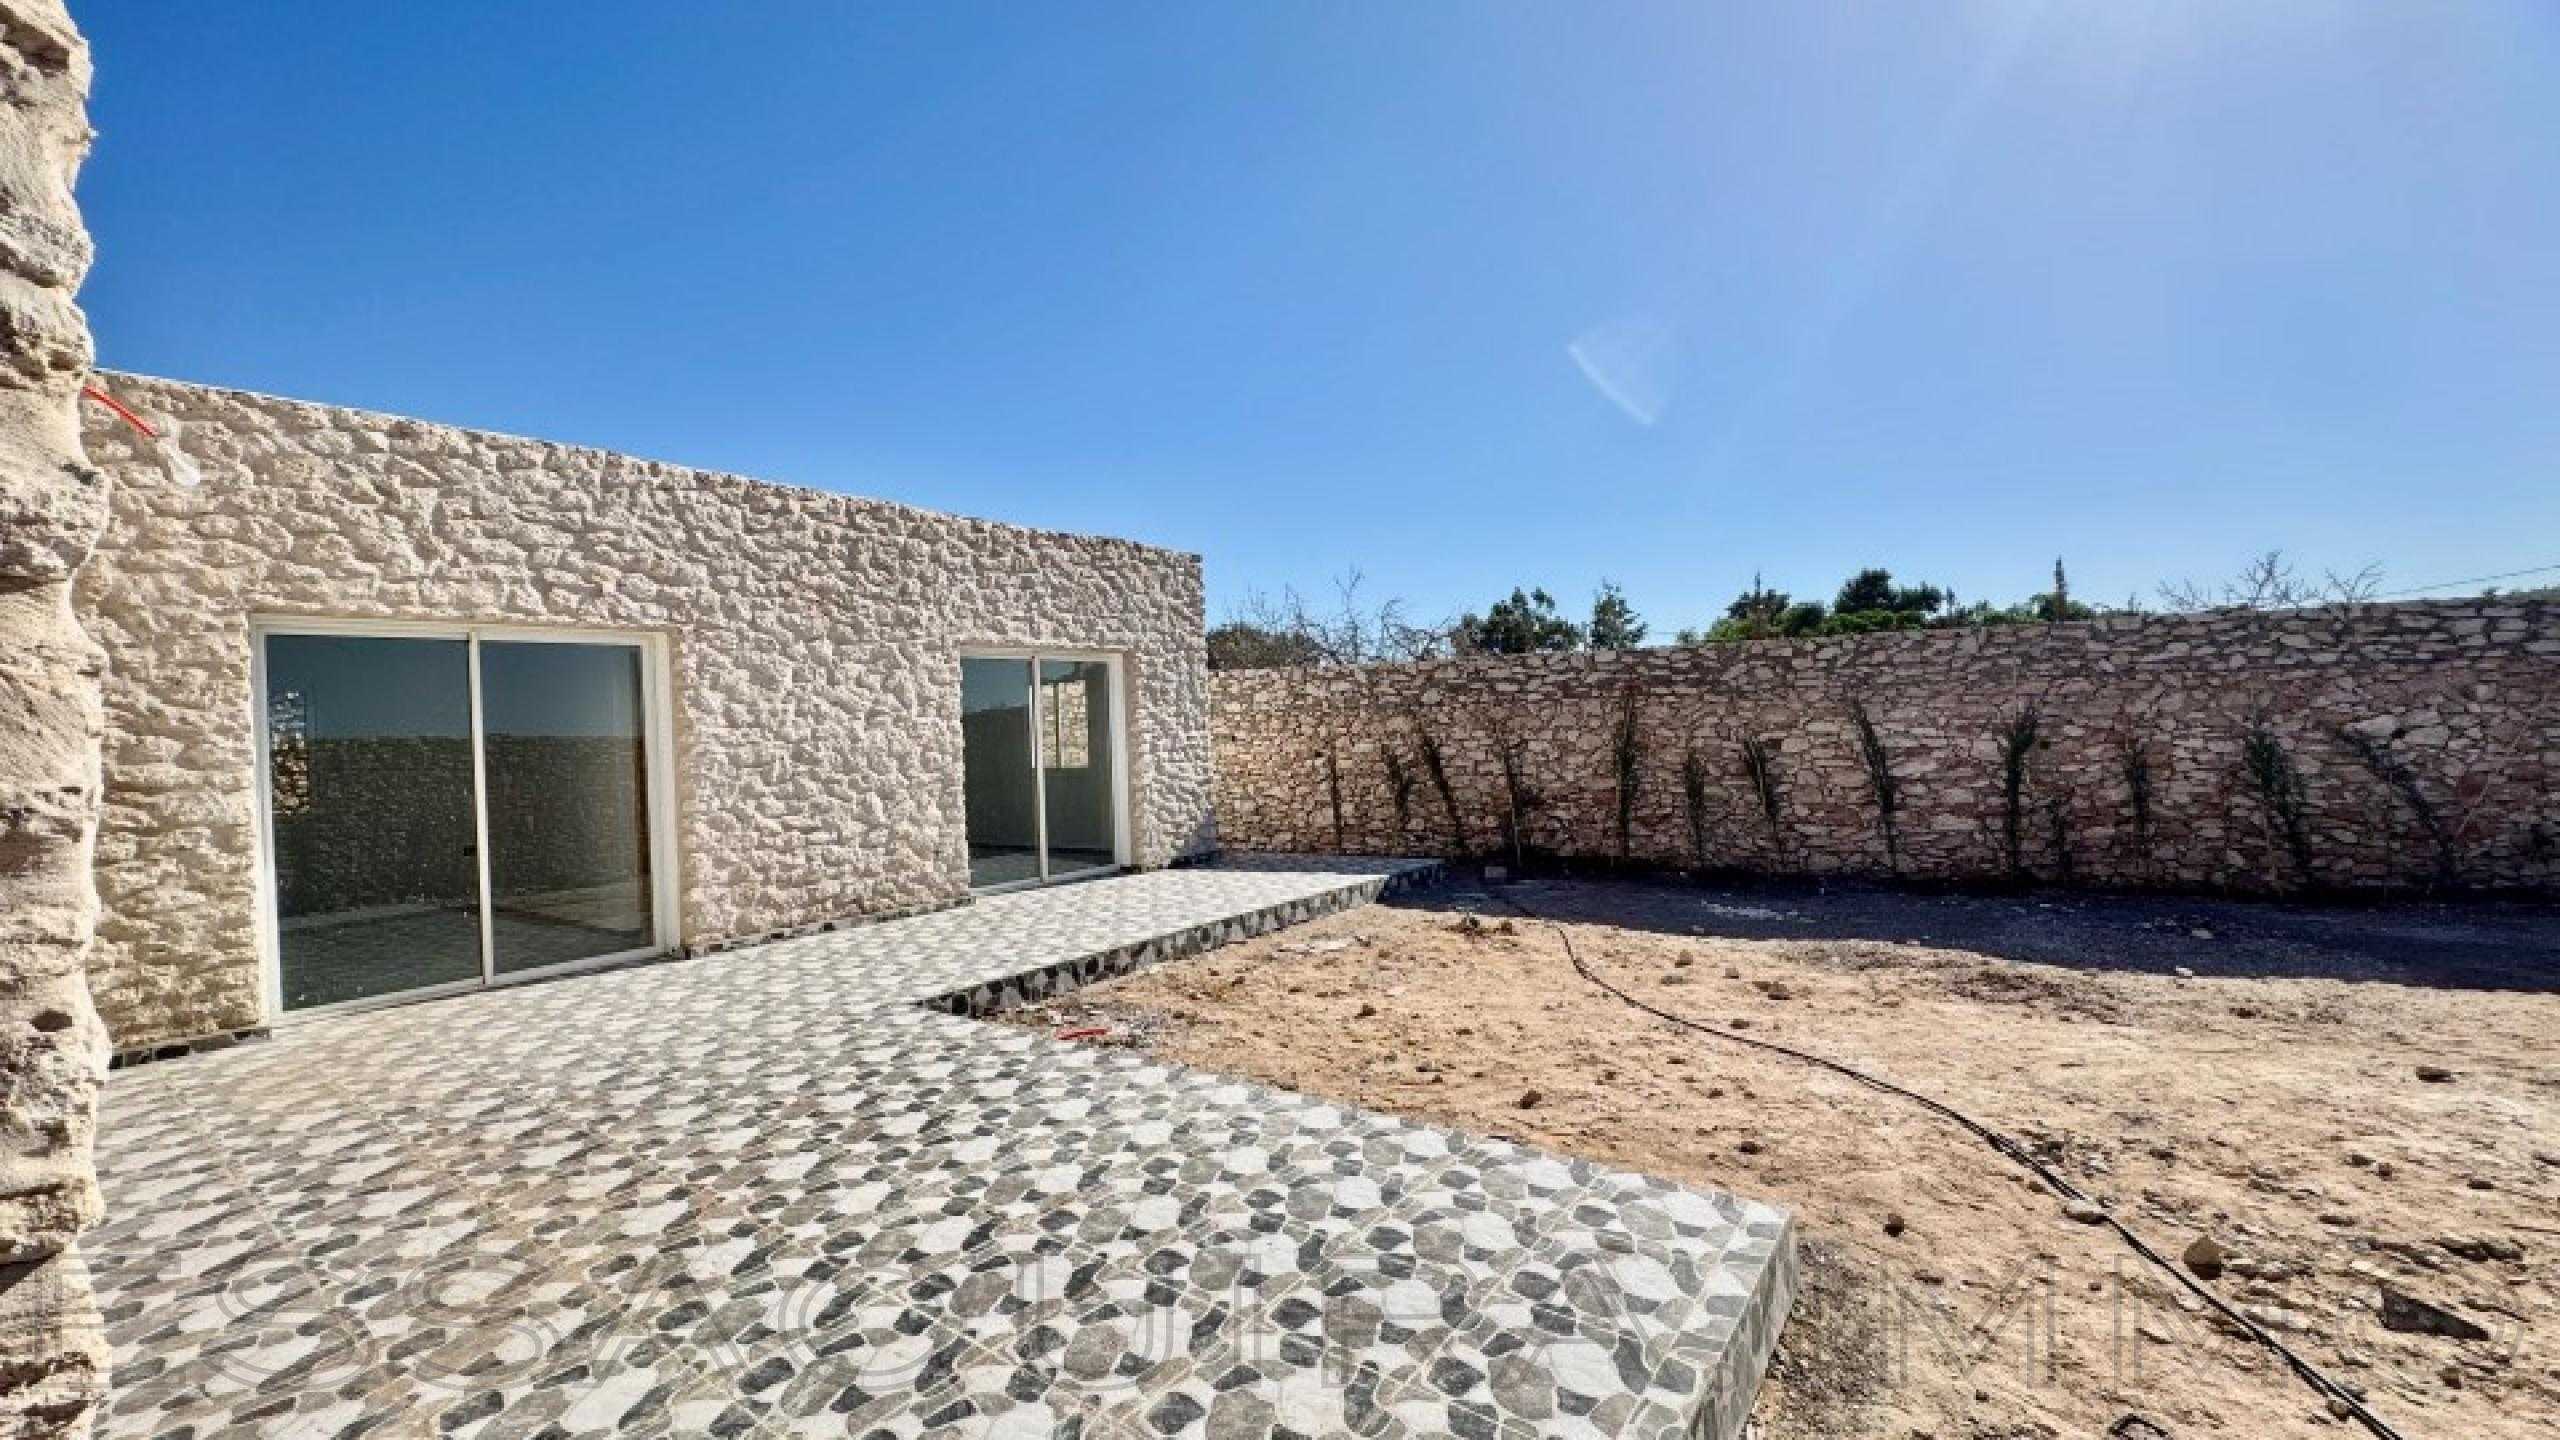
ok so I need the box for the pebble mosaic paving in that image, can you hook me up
[91,857,1795,1440]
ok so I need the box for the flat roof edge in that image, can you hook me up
[90,369,1205,567]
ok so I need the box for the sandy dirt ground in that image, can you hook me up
[1004,876,2559,1440]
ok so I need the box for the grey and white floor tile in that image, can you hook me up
[92,856,1792,1440]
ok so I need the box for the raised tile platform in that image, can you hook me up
[923,855,1449,1017]
[90,856,1794,1439]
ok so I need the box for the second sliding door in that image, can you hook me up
[960,654,1123,890]
[1038,659,1118,880]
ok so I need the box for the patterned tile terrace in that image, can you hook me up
[91,857,1794,1440]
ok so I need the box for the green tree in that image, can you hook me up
[1819,609,1928,636]
[1588,580,1648,650]
[1729,575,1818,629]
[1833,568,1945,619]
[1455,587,1585,654]
[1695,573,1827,642]
[2027,556,2096,621]
[1205,621,1323,671]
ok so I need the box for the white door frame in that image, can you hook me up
[957,648,1132,894]
[248,617,681,1022]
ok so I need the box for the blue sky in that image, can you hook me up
[78,1,2560,633]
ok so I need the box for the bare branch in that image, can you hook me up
[2323,562,2385,607]
[2155,549,2347,614]
[1215,569,1450,669]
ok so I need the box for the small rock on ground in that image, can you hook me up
[2377,1286,2491,1341]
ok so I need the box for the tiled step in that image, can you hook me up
[925,855,1447,1016]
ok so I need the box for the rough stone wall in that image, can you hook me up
[0,2,108,1434]
[74,373,1215,1050]
[1213,601,2560,896]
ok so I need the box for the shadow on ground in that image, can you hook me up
[1394,871,2560,993]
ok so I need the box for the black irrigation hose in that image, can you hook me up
[1487,892,2413,1440]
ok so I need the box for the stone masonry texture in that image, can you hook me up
[1212,600,2560,897]
[71,372,1216,1052]
[0,1,111,1435]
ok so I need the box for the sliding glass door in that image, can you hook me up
[480,641,655,975]
[1039,659,1118,879]
[259,626,665,1014]
[960,653,1123,890]
[961,658,1042,887]
[263,635,485,1010]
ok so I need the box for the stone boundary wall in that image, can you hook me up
[77,373,1215,1048]
[1212,600,2560,896]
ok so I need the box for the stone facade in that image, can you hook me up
[0,0,111,1432]
[1213,601,2560,896]
[74,373,1215,1051]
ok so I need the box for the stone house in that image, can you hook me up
[76,373,1217,1056]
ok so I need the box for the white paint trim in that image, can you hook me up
[640,632,682,951]
[271,972,487,1024]
[487,940,666,992]
[1027,660,1051,885]
[1049,652,1132,877]
[953,646,1127,662]
[245,626,285,1023]
[249,616,681,1022]
[465,636,497,985]
[248,615,475,641]
[1104,656,1134,871]
[457,626,681,950]
[256,614,662,647]
[268,940,667,1024]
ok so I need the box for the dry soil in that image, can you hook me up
[1005,876,2559,1440]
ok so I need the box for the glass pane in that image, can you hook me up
[480,642,655,973]
[961,658,1039,887]
[265,634,482,1010]
[1040,659,1117,878]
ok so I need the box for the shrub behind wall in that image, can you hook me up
[1209,599,2560,896]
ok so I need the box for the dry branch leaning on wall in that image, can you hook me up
[1380,745,1415,835]
[1416,724,1467,855]
[1995,701,2043,879]
[2242,711,2316,890]
[2046,789,2077,887]
[1479,705,1544,870]
[1611,686,1644,860]
[1323,743,1346,852]
[1741,734,1784,862]
[1680,743,1713,863]
[2118,731,2156,875]
[1209,601,2560,896]
[2333,724,2459,891]
[1848,698,1902,874]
